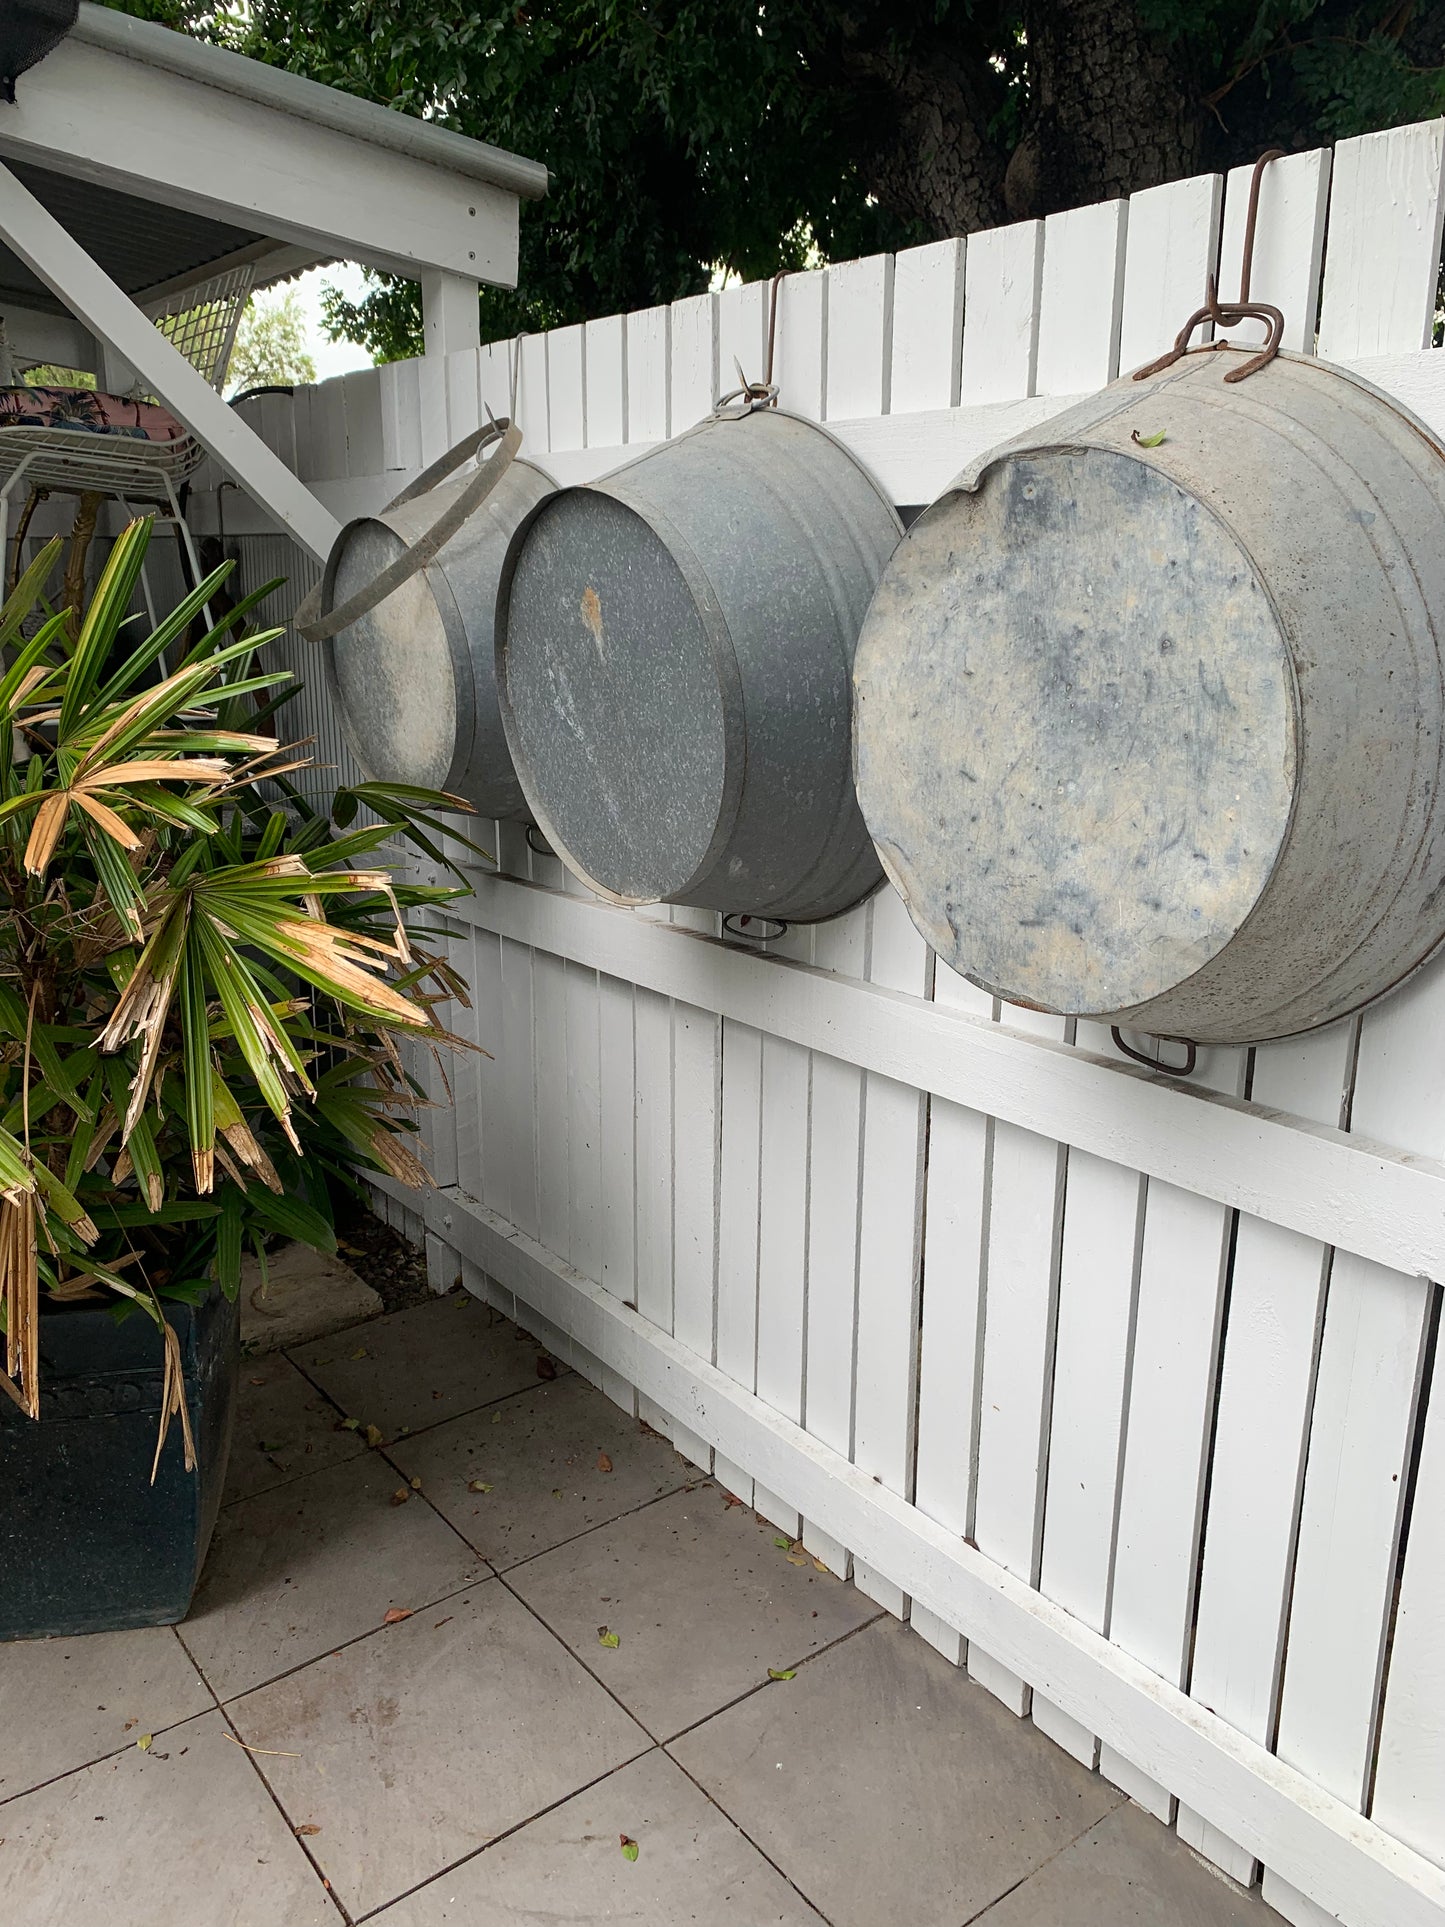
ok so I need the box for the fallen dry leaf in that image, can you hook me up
[467,1479,493,1494]
[383,1607,413,1625]
[620,1835,639,1862]
[350,1348,369,1360]
[296,1823,322,1837]
[536,1355,558,1381]
[409,1476,422,1491]
[390,1488,409,1506]
[597,1451,613,1473]
[364,1424,385,1448]
[723,1492,744,1508]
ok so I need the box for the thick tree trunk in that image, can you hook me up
[1006,0,1203,219]
[827,13,1011,238]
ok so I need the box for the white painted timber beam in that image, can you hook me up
[423,869,1445,1281]
[0,162,339,564]
[0,36,520,285]
[382,1171,1445,1927]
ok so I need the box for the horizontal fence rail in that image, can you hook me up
[193,114,1445,1927]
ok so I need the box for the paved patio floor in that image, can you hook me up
[1,1290,1285,1925]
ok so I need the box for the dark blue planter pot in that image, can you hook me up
[0,1287,238,1639]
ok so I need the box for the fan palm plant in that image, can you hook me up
[0,516,474,1457]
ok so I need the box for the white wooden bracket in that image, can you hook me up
[0,159,341,563]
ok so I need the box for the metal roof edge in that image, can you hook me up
[70,4,549,202]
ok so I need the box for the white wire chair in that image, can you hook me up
[0,264,254,622]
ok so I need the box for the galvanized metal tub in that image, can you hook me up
[495,404,902,921]
[316,428,554,819]
[853,348,1445,1042]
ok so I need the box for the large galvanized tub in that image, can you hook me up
[853,348,1445,1043]
[314,426,554,819]
[495,405,902,922]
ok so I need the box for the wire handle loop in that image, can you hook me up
[1133,148,1286,385]
[1111,1027,1198,1078]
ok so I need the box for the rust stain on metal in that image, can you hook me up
[580,584,605,659]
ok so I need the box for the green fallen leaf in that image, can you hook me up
[620,1835,639,1862]
[1133,428,1168,447]
[598,1628,620,1649]
[258,1440,284,1453]
[136,1733,153,1751]
[773,1536,790,1550]
[467,1479,494,1494]
[364,1424,385,1448]
[340,1417,361,1432]
[350,1347,369,1360]
[767,1667,797,1681]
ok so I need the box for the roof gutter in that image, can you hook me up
[71,3,549,202]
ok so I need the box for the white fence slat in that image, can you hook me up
[514,332,550,451]
[1263,966,1445,1925]
[1036,198,1128,394]
[532,951,569,1257]
[910,962,994,1666]
[825,253,894,418]
[633,985,675,1437]
[312,375,350,479]
[341,365,384,476]
[1318,120,1445,359]
[773,266,827,420]
[717,278,768,396]
[583,313,626,448]
[1372,1359,1445,1868]
[671,1001,719,1469]
[546,322,586,450]
[254,389,296,472]
[625,304,670,442]
[1217,148,1331,353]
[1032,1149,1146,1766]
[851,889,930,1615]
[715,1019,763,1503]
[1118,172,1222,372]
[890,238,964,413]
[379,357,422,472]
[562,971,601,1271]
[596,970,637,1310]
[497,935,539,1239]
[800,907,870,1579]
[417,354,448,464]
[442,346,481,445]
[669,289,717,432]
[753,1032,811,1536]
[479,339,511,423]
[1101,1041,1248,1816]
[960,218,1043,403]
[1177,1021,1356,1882]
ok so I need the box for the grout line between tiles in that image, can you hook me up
[0,1689,217,1813]
[346,1744,660,1924]
[662,1745,840,1926]
[171,1621,354,1926]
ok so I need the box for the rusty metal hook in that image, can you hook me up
[1134,148,1287,385]
[1111,1027,1198,1077]
[717,270,792,416]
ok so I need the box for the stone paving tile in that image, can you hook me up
[0,1707,333,1926]
[240,1240,380,1355]
[224,1351,364,1505]
[978,1801,1275,1926]
[0,1626,212,1805]
[507,1485,878,1739]
[183,1451,486,1700]
[387,1373,690,1569]
[229,1579,649,1920]
[670,1617,1121,1927]
[371,1748,827,1925]
[290,1293,556,1441]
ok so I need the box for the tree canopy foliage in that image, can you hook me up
[227,288,317,394]
[107,2,1445,358]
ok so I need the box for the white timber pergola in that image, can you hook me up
[0,2,547,561]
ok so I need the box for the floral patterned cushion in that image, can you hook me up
[0,386,186,443]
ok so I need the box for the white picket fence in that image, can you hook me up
[195,117,1445,1927]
